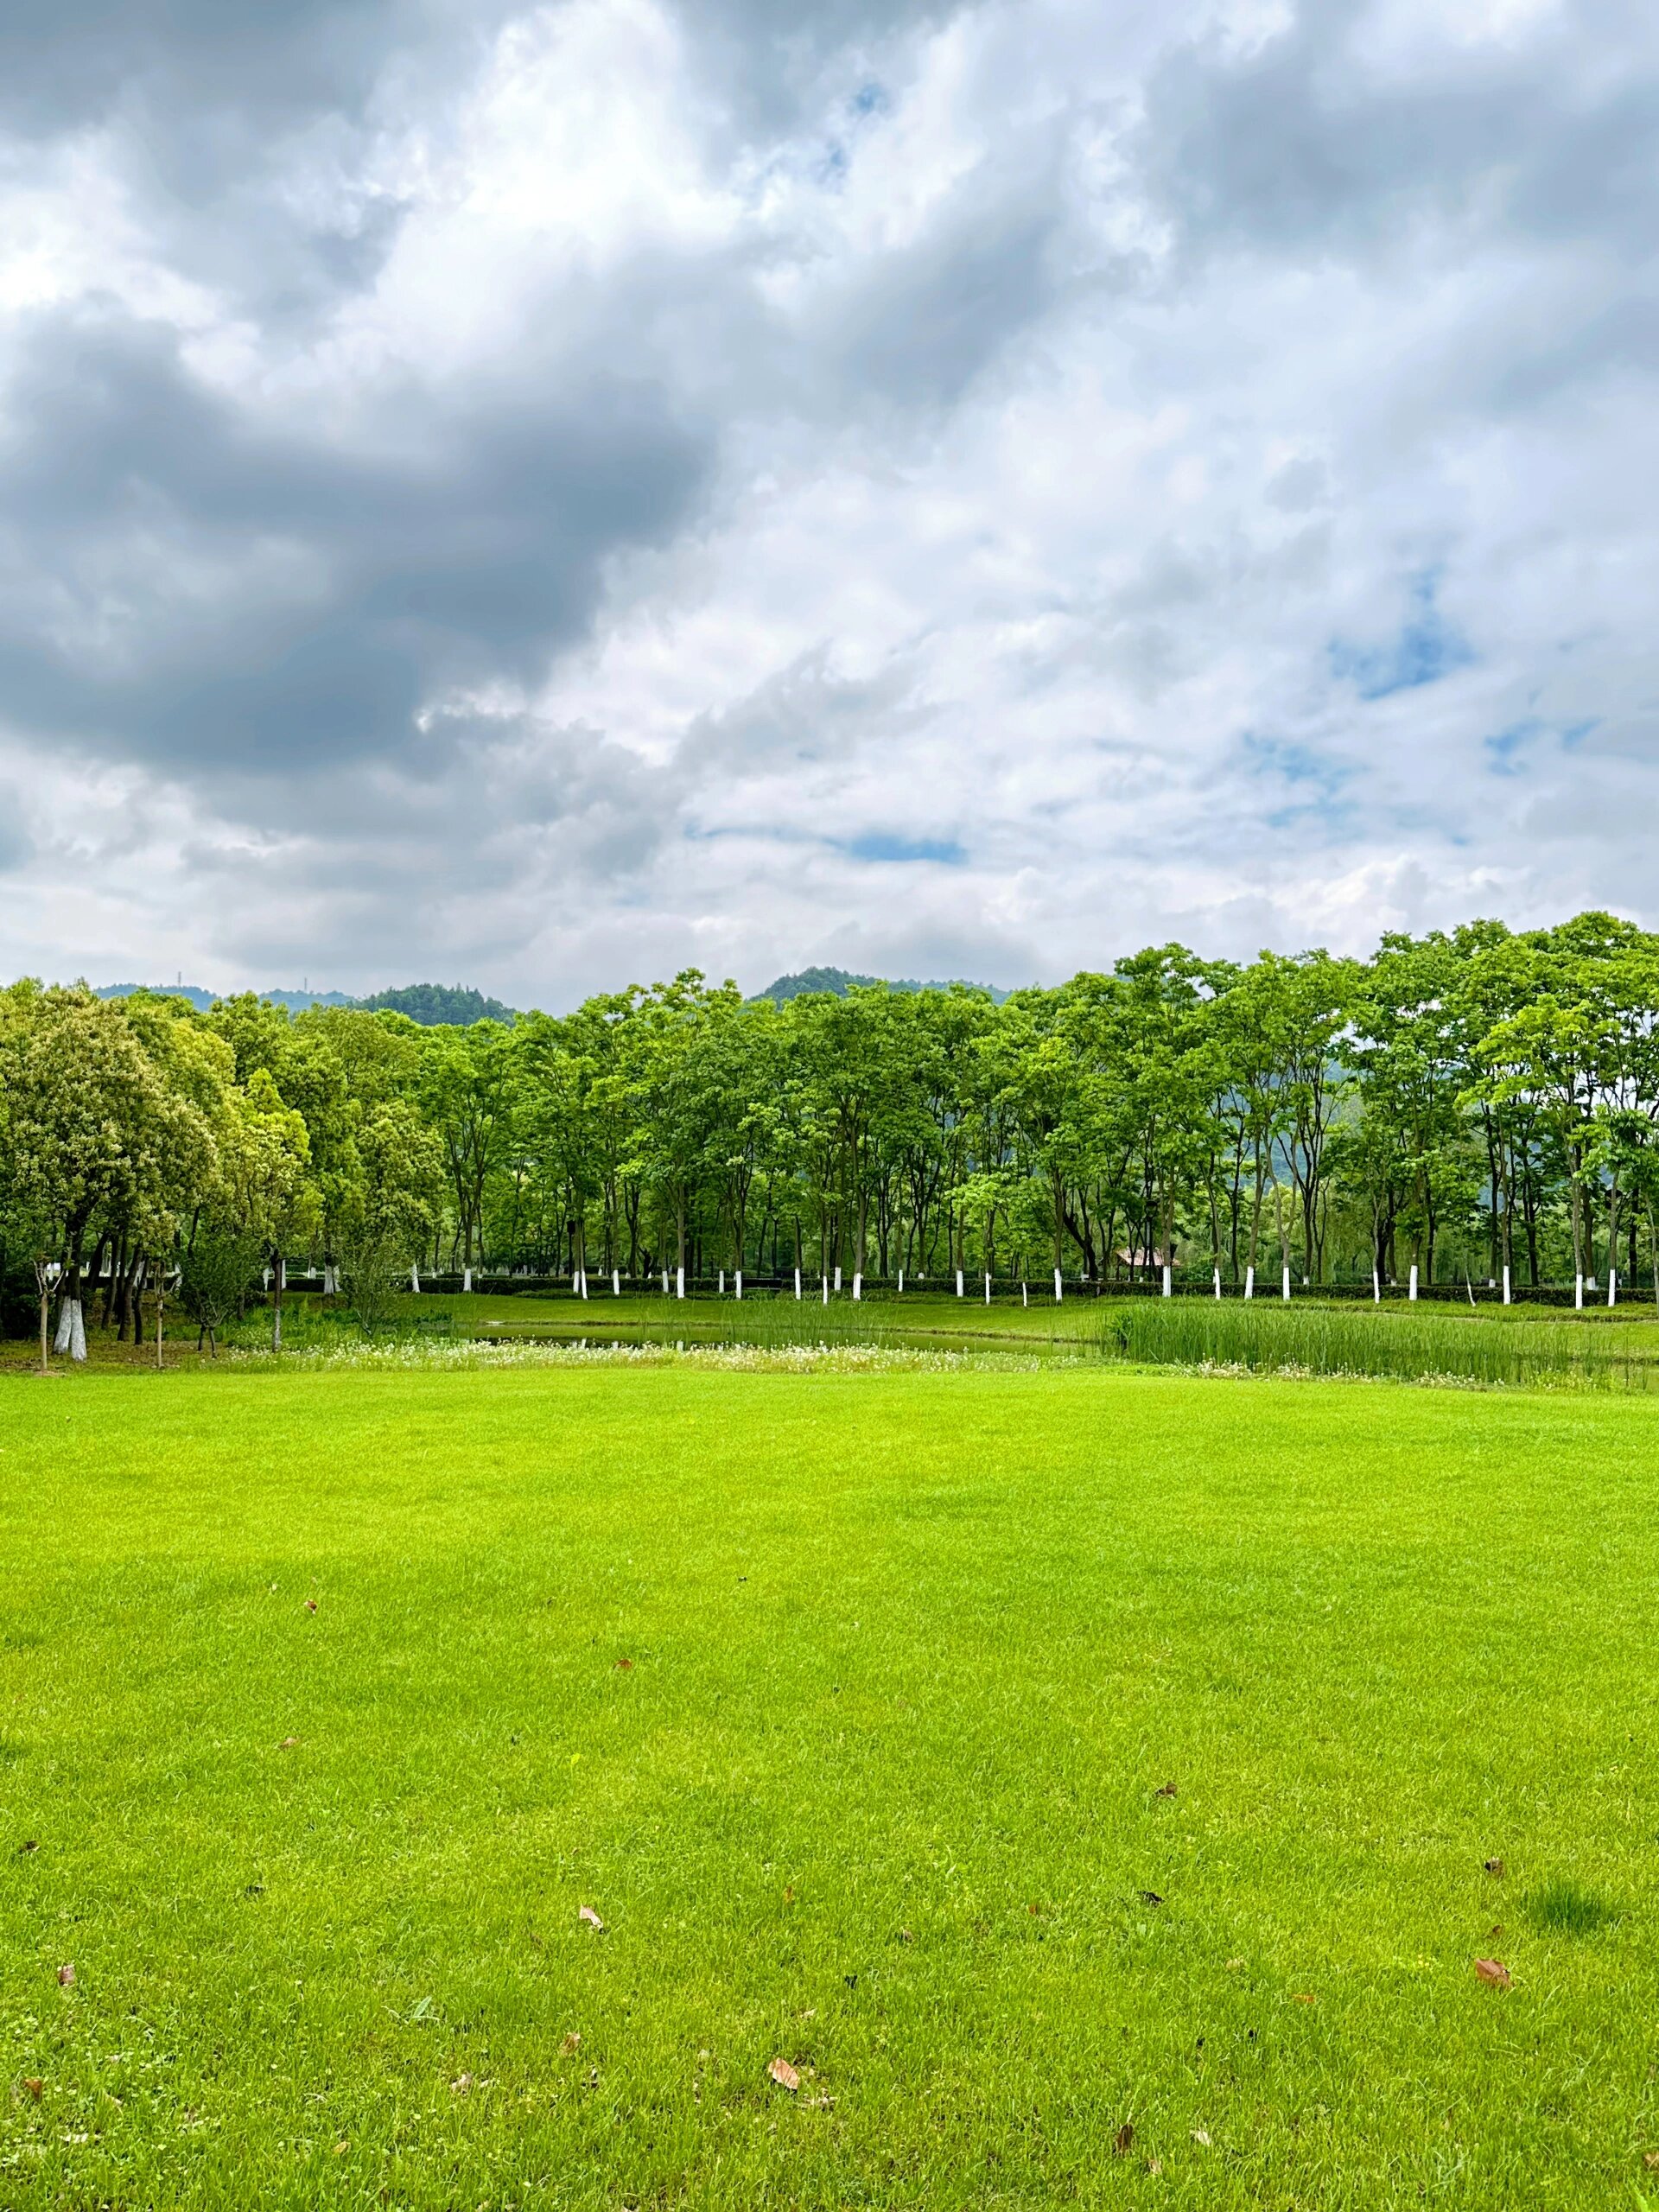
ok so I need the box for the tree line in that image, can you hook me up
[4,910,1659,1359]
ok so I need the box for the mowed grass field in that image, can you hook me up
[3,1361,1659,2208]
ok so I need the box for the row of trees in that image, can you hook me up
[5,911,1659,1359]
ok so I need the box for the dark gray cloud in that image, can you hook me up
[0,2,508,319]
[669,0,948,136]
[0,788,30,873]
[1141,2,1659,266]
[681,648,933,773]
[827,186,1063,410]
[0,308,711,773]
[0,0,414,134]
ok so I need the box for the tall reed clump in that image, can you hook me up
[1092,1299,1654,1391]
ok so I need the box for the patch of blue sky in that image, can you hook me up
[681,822,812,846]
[1263,797,1359,834]
[1484,720,1542,773]
[843,832,967,866]
[1241,733,1349,789]
[685,823,966,865]
[1330,569,1475,700]
[1239,731,1353,836]
[820,84,887,188]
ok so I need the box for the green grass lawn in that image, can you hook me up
[3,1359,1659,2207]
[406,1286,1109,1344]
[390,1283,1659,1350]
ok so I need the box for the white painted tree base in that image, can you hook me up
[54,1297,86,1359]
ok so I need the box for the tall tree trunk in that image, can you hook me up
[56,1225,87,1362]
[1607,1177,1621,1286]
[35,1259,53,1376]
[99,1233,121,1329]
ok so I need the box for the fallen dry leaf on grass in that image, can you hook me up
[450,2073,474,2095]
[56,1964,74,1987]
[767,2058,800,2093]
[1154,1781,1178,1798]
[1643,2150,1659,2172]
[614,1657,633,1670]
[897,1928,913,1943]
[1474,1957,1511,1988]
[578,1905,604,1930]
[1293,1993,1317,2005]
[1484,1858,1505,1878]
[22,2079,42,2100]
[1191,2127,1212,2146]
[561,2032,582,2056]
[305,1599,318,1615]
[1114,2121,1135,2155]
[278,1737,301,1751]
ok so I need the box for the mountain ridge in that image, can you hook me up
[94,981,515,1026]
[753,965,1014,1004]
[92,969,1015,1021]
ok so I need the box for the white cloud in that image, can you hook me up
[2,0,1657,1001]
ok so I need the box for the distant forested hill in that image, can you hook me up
[96,981,515,1025]
[754,966,1014,1004]
[355,983,517,1025]
[96,982,221,1012]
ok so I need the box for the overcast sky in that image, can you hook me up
[1,0,1655,1006]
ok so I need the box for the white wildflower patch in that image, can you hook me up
[223,1337,1065,1376]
